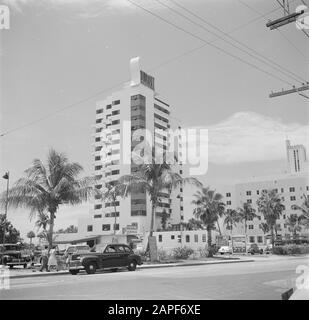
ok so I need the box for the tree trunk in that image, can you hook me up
[271,227,275,251]
[113,204,117,236]
[216,220,222,236]
[149,203,156,237]
[48,211,55,251]
[244,219,247,254]
[207,225,213,257]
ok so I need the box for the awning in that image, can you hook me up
[53,233,101,245]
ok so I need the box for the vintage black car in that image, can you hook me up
[68,243,143,275]
[0,243,33,268]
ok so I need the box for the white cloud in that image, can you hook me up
[186,111,309,164]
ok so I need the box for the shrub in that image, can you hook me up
[172,246,194,260]
[273,245,304,255]
[157,248,168,261]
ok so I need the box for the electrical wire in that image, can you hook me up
[161,0,307,84]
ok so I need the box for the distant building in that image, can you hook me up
[220,140,309,245]
[78,57,183,237]
[286,139,309,174]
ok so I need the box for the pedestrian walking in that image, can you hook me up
[39,248,49,272]
[48,249,58,271]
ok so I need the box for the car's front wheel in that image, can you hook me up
[85,262,97,274]
[69,270,79,275]
[128,260,137,271]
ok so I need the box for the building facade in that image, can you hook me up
[78,57,183,236]
[220,140,309,245]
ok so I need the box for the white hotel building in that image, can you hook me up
[78,58,183,237]
[220,140,309,245]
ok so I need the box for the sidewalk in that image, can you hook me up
[4,257,254,280]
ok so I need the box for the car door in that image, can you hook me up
[102,245,121,268]
[117,245,131,266]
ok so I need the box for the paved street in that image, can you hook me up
[1,256,308,300]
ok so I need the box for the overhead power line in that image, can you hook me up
[163,0,306,84]
[0,0,305,138]
[126,0,298,86]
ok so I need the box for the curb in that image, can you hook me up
[140,259,254,269]
[8,258,254,279]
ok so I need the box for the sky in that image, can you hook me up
[0,0,308,239]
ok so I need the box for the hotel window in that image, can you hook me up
[256,190,259,195]
[257,236,263,243]
[94,214,102,219]
[106,104,112,109]
[96,108,103,114]
[249,225,254,230]
[112,100,120,105]
[281,188,284,193]
[247,199,252,204]
[114,224,119,231]
[95,146,102,152]
[95,194,101,200]
[95,156,101,161]
[202,234,206,242]
[95,137,101,142]
[112,129,120,134]
[290,196,296,201]
[158,235,162,242]
[249,236,255,243]
[289,187,295,192]
[95,165,102,171]
[226,193,231,197]
[96,119,102,124]
[171,235,175,240]
[227,201,231,205]
[112,170,120,175]
[87,225,93,232]
[194,234,198,243]
[94,204,102,210]
[112,120,120,125]
[112,110,120,116]
[102,224,111,231]
[246,191,251,196]
[186,235,190,243]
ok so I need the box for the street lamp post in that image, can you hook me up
[2,172,10,247]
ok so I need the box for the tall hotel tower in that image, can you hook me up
[78,58,183,236]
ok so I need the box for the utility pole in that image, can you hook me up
[266,0,309,38]
[269,83,309,98]
[2,172,9,248]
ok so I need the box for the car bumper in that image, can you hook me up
[69,261,84,270]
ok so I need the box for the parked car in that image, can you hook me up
[68,243,143,275]
[64,245,90,260]
[0,243,33,268]
[218,246,233,254]
[247,243,263,255]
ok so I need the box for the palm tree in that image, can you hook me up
[35,211,50,232]
[192,187,225,257]
[257,189,285,251]
[183,218,204,231]
[238,203,257,252]
[119,161,201,237]
[27,231,35,247]
[259,222,270,241]
[0,149,94,250]
[286,214,302,239]
[224,209,240,239]
[293,194,309,229]
[102,182,126,235]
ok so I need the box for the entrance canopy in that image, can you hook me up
[53,233,101,245]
